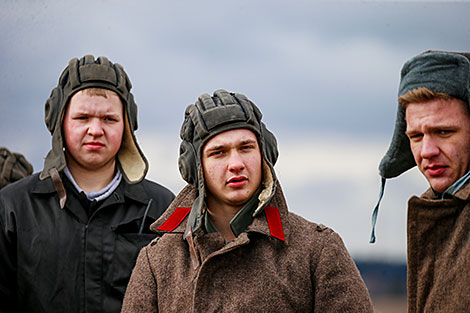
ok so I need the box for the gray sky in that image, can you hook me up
[2,0,470,261]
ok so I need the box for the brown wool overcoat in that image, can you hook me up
[407,182,470,313]
[122,183,373,313]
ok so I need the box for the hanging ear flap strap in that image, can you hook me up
[370,177,386,244]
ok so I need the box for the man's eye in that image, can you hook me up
[408,134,423,141]
[439,130,453,135]
[75,116,88,120]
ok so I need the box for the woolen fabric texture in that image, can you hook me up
[407,181,470,313]
[0,172,174,313]
[121,182,374,313]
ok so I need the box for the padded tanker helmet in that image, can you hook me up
[40,55,148,184]
[178,89,279,235]
[0,147,33,189]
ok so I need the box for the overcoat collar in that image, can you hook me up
[150,182,290,243]
[420,180,470,201]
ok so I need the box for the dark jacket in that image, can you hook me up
[0,173,174,313]
[122,183,374,313]
[407,182,470,313]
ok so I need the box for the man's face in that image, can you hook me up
[406,98,470,192]
[63,90,124,173]
[202,128,262,211]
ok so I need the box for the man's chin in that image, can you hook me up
[429,179,452,194]
[226,194,253,207]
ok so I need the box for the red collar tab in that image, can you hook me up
[157,207,191,232]
[264,206,285,241]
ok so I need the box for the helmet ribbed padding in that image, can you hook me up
[178,89,278,187]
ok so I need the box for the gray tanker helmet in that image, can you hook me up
[178,89,279,235]
[370,51,470,243]
[40,55,148,184]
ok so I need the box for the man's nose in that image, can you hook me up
[228,151,245,172]
[87,119,104,136]
[420,136,440,159]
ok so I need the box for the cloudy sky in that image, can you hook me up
[2,0,470,261]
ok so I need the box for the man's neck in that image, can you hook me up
[66,160,117,194]
[206,203,241,242]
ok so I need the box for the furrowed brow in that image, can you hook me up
[205,144,225,153]
[239,139,257,145]
[104,112,121,118]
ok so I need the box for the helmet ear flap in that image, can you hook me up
[127,93,138,131]
[261,122,279,167]
[44,87,63,134]
[178,111,198,185]
[178,140,198,186]
[180,106,195,141]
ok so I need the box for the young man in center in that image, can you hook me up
[122,89,373,312]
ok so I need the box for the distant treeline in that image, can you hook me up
[356,261,407,297]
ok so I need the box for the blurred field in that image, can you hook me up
[356,260,407,313]
[372,296,407,313]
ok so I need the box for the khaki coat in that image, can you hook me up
[122,183,373,313]
[407,182,470,313]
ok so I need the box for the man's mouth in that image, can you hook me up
[425,164,446,177]
[227,176,247,186]
[85,142,105,150]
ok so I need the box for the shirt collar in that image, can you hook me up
[203,188,261,238]
[433,171,470,199]
[64,166,122,202]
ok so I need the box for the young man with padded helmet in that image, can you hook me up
[372,51,470,312]
[122,89,373,312]
[0,55,174,313]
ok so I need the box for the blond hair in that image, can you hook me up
[80,87,118,98]
[399,87,469,115]
[398,87,453,107]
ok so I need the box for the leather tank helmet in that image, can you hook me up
[41,55,148,184]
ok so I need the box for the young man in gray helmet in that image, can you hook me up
[121,89,373,312]
[374,51,470,312]
[0,55,174,313]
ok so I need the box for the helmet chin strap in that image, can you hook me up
[48,167,67,209]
